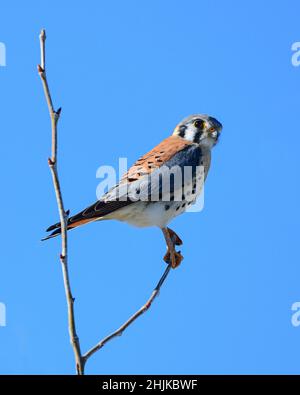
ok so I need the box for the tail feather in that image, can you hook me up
[42,217,97,241]
[46,222,60,232]
[41,227,64,241]
[42,199,133,241]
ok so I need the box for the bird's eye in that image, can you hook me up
[194,119,204,129]
[210,127,215,132]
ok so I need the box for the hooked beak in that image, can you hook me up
[211,129,221,144]
[211,121,222,144]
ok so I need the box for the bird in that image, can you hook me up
[43,114,222,268]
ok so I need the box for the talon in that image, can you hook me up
[172,251,184,268]
[163,251,171,264]
[162,227,184,269]
[163,250,183,268]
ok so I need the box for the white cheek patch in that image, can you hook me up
[184,126,198,142]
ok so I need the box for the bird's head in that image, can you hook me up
[173,114,222,148]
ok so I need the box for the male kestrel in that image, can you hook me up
[44,114,222,268]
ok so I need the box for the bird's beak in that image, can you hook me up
[214,124,222,143]
[211,129,220,140]
[210,129,221,145]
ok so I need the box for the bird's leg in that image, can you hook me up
[162,227,184,269]
[167,227,183,246]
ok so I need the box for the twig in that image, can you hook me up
[83,263,172,362]
[38,29,174,374]
[38,29,84,375]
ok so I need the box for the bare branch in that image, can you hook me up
[38,29,84,375]
[38,29,174,374]
[83,264,172,362]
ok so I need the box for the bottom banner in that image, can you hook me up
[0,375,298,392]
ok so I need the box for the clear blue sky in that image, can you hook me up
[0,0,300,374]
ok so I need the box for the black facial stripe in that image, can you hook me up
[193,130,202,143]
[178,125,186,138]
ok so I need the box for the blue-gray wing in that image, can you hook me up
[44,141,209,239]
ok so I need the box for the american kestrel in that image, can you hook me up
[44,114,222,268]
